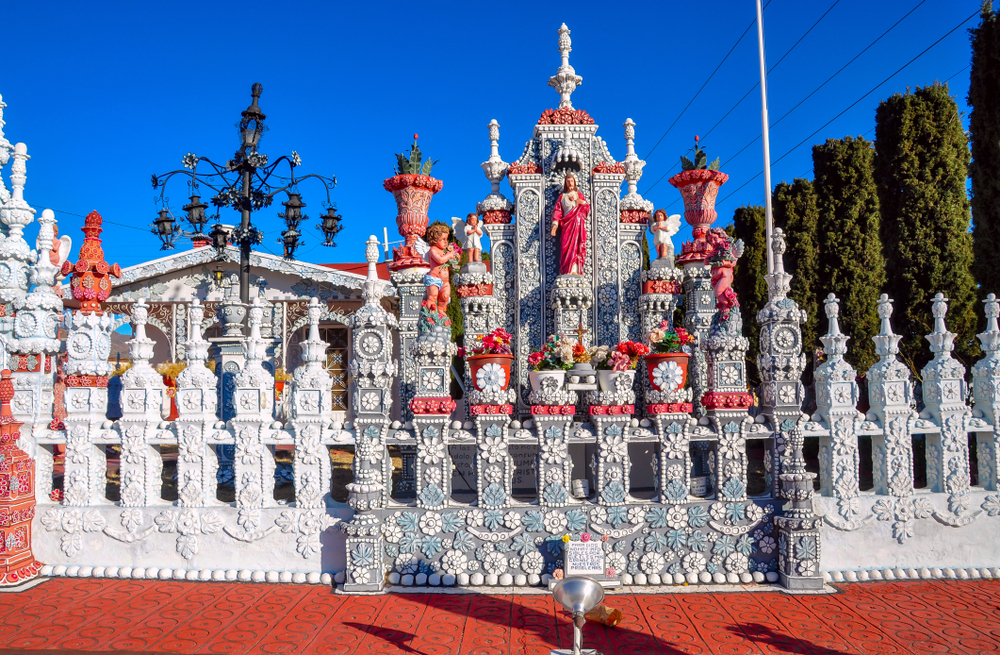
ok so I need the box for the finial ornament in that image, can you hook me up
[873,293,903,359]
[771,227,787,274]
[548,23,583,110]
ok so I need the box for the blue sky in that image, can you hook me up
[0,0,981,268]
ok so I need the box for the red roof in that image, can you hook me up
[320,262,391,280]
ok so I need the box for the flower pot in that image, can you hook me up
[598,369,636,392]
[669,169,729,265]
[468,354,513,394]
[529,370,565,392]
[383,174,443,269]
[646,353,690,392]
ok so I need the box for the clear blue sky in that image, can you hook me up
[0,0,981,268]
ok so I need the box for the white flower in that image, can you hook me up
[466,510,485,527]
[606,552,627,574]
[604,434,628,462]
[479,435,506,463]
[710,502,727,522]
[484,552,508,576]
[484,465,502,483]
[503,512,521,530]
[361,392,379,410]
[666,506,687,530]
[653,361,684,391]
[540,439,568,464]
[384,521,403,544]
[683,553,706,572]
[640,552,665,574]
[421,370,444,392]
[419,512,442,535]
[521,551,544,575]
[797,559,816,576]
[420,436,445,465]
[627,507,645,525]
[543,511,568,534]
[745,503,764,523]
[441,550,468,575]
[720,365,740,385]
[590,507,608,525]
[476,363,506,393]
[758,536,776,554]
[666,464,683,480]
[725,552,749,573]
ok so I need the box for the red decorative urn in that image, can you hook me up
[670,168,729,265]
[0,369,40,586]
[61,210,122,315]
[384,136,444,271]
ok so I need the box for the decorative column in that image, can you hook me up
[410,336,457,509]
[342,235,396,593]
[0,143,36,315]
[230,298,277,520]
[0,369,40,585]
[289,297,332,509]
[116,299,166,507]
[973,294,1000,491]
[533,414,574,508]
[920,293,971,515]
[9,209,63,499]
[175,299,221,507]
[617,119,652,345]
[348,237,396,507]
[867,294,916,497]
[814,294,863,521]
[671,150,728,416]
[61,210,120,507]
[756,228,808,495]
[774,422,824,590]
[653,414,697,503]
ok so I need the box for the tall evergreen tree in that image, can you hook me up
[970,2,1000,297]
[813,137,885,372]
[731,205,768,384]
[875,84,979,374]
[773,179,821,359]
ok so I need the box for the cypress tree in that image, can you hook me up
[875,84,979,374]
[773,179,821,359]
[970,2,1000,298]
[813,137,885,372]
[731,205,768,384]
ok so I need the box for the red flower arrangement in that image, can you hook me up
[459,328,512,358]
[596,340,651,371]
[647,320,696,354]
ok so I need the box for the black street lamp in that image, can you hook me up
[319,205,344,247]
[151,209,180,249]
[151,83,338,323]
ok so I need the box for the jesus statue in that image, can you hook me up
[550,172,590,275]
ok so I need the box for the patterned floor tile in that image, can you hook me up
[1,578,999,654]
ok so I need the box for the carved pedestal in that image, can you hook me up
[682,264,714,415]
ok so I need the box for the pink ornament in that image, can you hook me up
[581,533,591,542]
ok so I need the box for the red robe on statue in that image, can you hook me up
[552,191,590,275]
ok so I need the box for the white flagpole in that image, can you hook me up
[756,0,774,275]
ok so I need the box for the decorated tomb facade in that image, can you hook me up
[0,26,994,592]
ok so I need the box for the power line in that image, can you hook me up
[715,0,931,172]
[32,206,150,233]
[642,1,771,162]
[700,0,844,144]
[650,4,970,209]
[643,0,843,196]
[715,21,978,210]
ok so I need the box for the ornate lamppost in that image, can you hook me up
[151,83,341,327]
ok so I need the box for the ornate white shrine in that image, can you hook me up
[0,28,994,592]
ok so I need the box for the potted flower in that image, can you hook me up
[527,335,574,391]
[595,341,650,391]
[461,328,514,394]
[645,321,696,392]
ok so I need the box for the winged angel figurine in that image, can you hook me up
[44,226,72,296]
[649,209,681,265]
[451,212,483,263]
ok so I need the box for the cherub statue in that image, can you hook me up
[42,224,72,297]
[452,212,483,263]
[648,209,681,264]
[422,222,460,315]
[706,227,745,320]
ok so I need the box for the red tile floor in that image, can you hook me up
[0,578,998,654]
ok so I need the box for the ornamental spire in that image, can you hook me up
[548,23,583,110]
[61,210,122,315]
